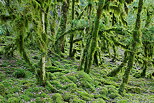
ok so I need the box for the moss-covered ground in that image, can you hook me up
[0,53,154,103]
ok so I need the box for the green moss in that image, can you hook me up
[50,80,63,89]
[20,95,30,101]
[126,86,142,94]
[117,100,128,103]
[105,85,118,94]
[35,97,53,103]
[32,56,39,60]
[0,83,5,96]
[46,66,63,73]
[13,69,26,78]
[67,71,96,92]
[70,97,86,103]
[59,75,73,83]
[46,81,58,92]
[77,91,94,101]
[92,98,106,103]
[62,92,74,102]
[63,83,77,90]
[99,87,108,96]
[0,95,5,103]
[52,93,64,103]
[46,72,57,80]
[8,97,21,103]
[133,71,141,78]
[24,91,35,98]
[108,93,120,99]
[0,72,6,81]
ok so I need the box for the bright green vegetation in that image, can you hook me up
[0,0,154,103]
[0,56,154,102]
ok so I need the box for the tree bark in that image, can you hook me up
[119,0,143,95]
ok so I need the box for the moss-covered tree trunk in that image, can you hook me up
[84,0,105,74]
[108,51,128,77]
[69,0,75,58]
[141,8,153,77]
[35,1,50,86]
[119,0,143,95]
[78,0,93,71]
[55,0,69,54]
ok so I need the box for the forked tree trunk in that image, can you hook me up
[84,0,105,74]
[119,0,143,95]
[55,0,69,55]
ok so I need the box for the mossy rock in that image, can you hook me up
[92,98,106,103]
[77,91,94,101]
[0,95,5,103]
[117,100,128,103]
[70,97,86,103]
[13,69,26,78]
[67,71,96,92]
[46,72,57,80]
[126,86,142,94]
[46,66,63,73]
[104,85,118,94]
[62,92,76,102]
[133,71,141,78]
[35,97,53,103]
[46,81,58,93]
[59,75,73,84]
[52,93,64,103]
[0,72,6,81]
[8,97,21,103]
[0,83,5,96]
[63,83,77,90]
[108,93,121,99]
[99,87,108,96]
[50,80,63,89]
[20,95,31,101]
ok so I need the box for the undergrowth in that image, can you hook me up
[0,55,154,103]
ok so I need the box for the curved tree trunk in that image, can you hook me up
[108,51,128,77]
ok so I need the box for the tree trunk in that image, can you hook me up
[69,0,75,58]
[119,0,143,95]
[108,51,128,77]
[55,0,69,55]
[84,0,105,74]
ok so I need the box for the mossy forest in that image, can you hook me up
[0,0,154,102]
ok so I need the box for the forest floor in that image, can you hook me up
[0,51,154,103]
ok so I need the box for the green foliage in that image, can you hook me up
[52,93,63,103]
[7,97,21,103]
[13,69,26,78]
[0,72,6,81]
[126,86,142,94]
[76,91,94,101]
[0,95,5,103]
[70,97,86,103]
[20,95,31,102]
[0,83,5,96]
[92,98,106,103]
